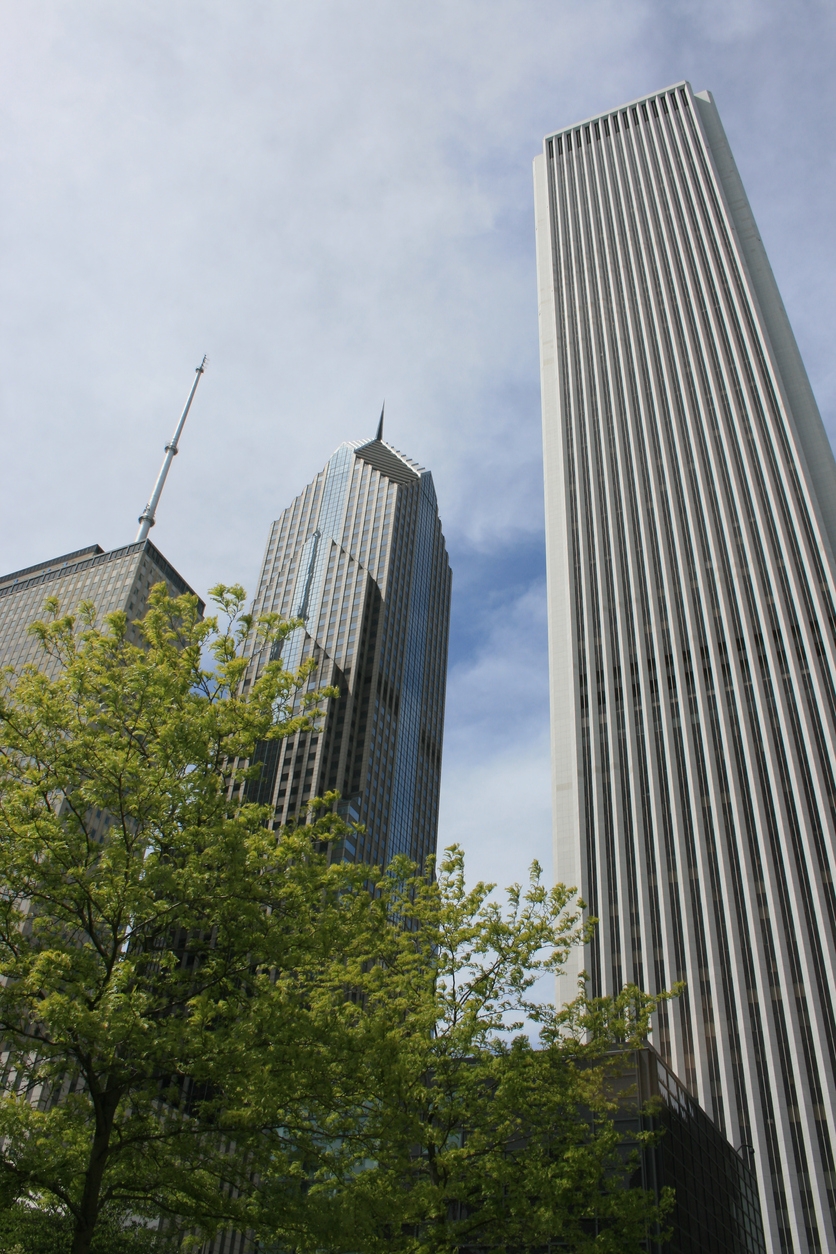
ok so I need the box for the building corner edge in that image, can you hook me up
[534,150,584,1005]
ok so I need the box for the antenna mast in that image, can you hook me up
[136,356,207,543]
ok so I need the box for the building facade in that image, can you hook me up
[613,1047,766,1254]
[0,540,203,676]
[244,431,450,870]
[534,82,836,1251]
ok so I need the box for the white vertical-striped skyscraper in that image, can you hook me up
[534,82,836,1252]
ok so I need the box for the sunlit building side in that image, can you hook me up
[535,81,836,1252]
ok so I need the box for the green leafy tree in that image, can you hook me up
[251,851,676,1253]
[0,583,674,1254]
[0,1197,158,1254]
[0,584,376,1254]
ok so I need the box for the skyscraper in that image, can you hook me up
[244,426,451,871]
[0,540,203,676]
[534,82,836,1252]
[0,362,206,679]
[0,540,203,845]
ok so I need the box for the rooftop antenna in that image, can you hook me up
[136,356,207,543]
[375,401,384,442]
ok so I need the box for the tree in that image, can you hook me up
[251,850,676,1253]
[0,583,674,1254]
[0,584,378,1254]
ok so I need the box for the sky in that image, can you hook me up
[1,0,834,905]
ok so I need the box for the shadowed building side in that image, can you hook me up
[612,1046,766,1254]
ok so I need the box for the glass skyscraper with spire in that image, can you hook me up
[244,424,450,871]
[535,82,836,1252]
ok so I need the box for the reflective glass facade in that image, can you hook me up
[245,435,451,869]
[611,1047,766,1254]
[535,82,836,1251]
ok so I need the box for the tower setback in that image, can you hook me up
[535,82,836,1252]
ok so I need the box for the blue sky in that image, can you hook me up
[1,0,833,898]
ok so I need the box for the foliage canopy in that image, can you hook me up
[0,584,672,1254]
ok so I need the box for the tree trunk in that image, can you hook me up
[71,1087,120,1254]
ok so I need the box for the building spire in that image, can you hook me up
[375,401,385,442]
[136,357,207,543]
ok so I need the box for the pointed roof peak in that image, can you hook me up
[351,405,426,484]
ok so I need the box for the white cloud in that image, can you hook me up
[438,735,553,896]
[0,0,833,907]
[439,574,552,891]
